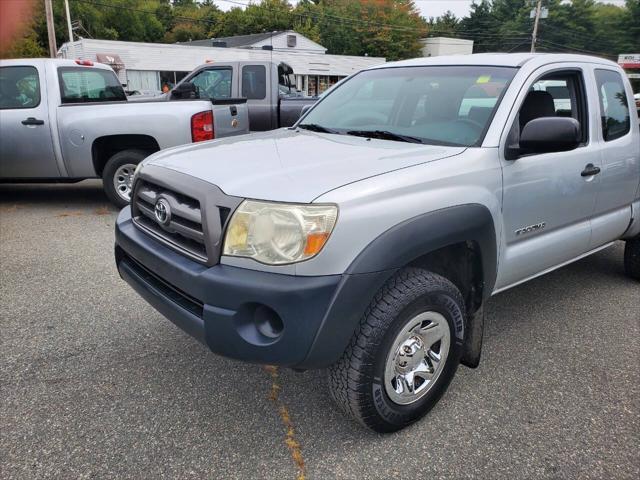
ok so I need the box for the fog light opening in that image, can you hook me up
[254,305,284,339]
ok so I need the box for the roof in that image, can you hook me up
[56,38,384,77]
[179,32,283,49]
[373,53,620,69]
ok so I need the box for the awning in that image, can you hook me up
[96,53,125,70]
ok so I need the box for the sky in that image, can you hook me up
[212,0,628,21]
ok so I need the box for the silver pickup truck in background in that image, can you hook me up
[174,60,317,131]
[0,58,249,207]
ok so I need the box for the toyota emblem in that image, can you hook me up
[154,198,171,226]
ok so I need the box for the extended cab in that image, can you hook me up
[174,61,316,131]
[0,58,249,207]
[115,54,640,432]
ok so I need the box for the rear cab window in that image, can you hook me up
[595,69,630,141]
[0,66,40,109]
[58,67,126,104]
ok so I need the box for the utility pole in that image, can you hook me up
[44,0,57,58]
[64,0,73,44]
[530,0,543,53]
[64,0,75,57]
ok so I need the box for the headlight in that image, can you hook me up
[223,200,338,265]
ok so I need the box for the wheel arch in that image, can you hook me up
[92,134,160,176]
[301,204,498,369]
[346,203,498,304]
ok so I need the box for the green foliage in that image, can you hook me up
[8,0,639,61]
[296,1,427,60]
[428,0,637,59]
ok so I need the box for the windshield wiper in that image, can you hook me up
[346,130,424,144]
[297,123,340,134]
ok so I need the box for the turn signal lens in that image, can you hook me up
[223,201,338,265]
[304,232,330,256]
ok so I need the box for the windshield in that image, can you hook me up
[300,66,517,146]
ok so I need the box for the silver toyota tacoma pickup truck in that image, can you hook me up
[0,58,249,207]
[115,54,640,432]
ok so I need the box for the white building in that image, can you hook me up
[58,33,385,96]
[421,37,474,57]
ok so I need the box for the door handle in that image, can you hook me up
[581,164,601,177]
[229,105,237,116]
[22,117,45,126]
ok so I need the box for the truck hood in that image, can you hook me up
[145,128,466,203]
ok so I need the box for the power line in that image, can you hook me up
[536,39,617,59]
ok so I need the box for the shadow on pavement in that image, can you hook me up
[0,180,112,208]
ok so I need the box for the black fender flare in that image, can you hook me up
[346,204,498,295]
[300,204,497,369]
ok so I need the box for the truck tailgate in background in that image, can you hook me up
[211,98,249,138]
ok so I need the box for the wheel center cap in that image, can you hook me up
[395,336,424,372]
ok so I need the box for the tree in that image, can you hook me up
[427,10,459,38]
[458,1,505,52]
[295,1,426,60]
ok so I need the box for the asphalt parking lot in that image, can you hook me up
[1,181,639,480]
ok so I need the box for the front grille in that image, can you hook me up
[132,180,207,262]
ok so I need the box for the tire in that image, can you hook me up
[101,149,148,208]
[624,237,640,280]
[327,268,465,433]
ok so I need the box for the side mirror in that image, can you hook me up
[519,117,581,154]
[300,104,313,117]
[170,82,198,100]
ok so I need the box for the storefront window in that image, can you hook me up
[318,76,329,94]
[308,76,318,96]
[175,71,189,84]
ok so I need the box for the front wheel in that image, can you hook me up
[327,268,465,433]
[101,149,148,208]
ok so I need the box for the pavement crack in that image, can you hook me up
[264,365,306,480]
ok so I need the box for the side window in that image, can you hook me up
[0,66,40,109]
[528,77,583,122]
[191,69,232,99]
[242,65,266,100]
[595,69,630,142]
[509,71,588,150]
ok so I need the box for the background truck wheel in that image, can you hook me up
[102,149,147,208]
[327,268,465,433]
[624,237,640,280]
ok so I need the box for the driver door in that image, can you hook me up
[495,67,600,291]
[0,64,59,178]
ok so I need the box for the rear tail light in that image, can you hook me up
[191,111,214,142]
[75,59,94,66]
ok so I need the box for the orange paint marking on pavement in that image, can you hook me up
[264,365,306,480]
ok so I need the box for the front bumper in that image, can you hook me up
[115,208,392,368]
